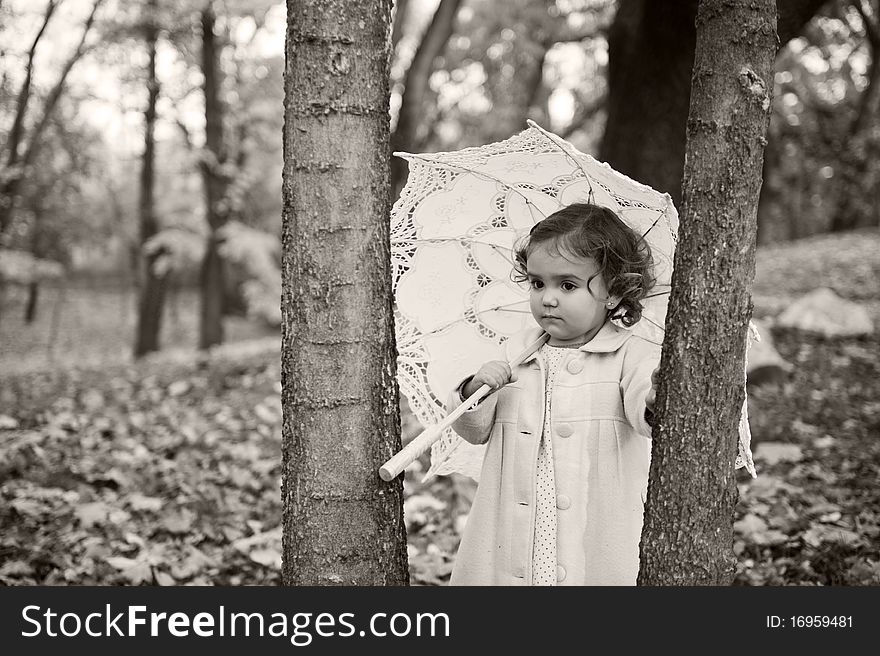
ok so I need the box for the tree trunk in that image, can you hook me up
[134,0,167,358]
[24,206,44,324]
[24,281,39,324]
[199,5,227,350]
[601,0,828,207]
[281,0,408,585]
[600,0,698,205]
[638,0,776,585]
[391,0,410,50]
[1,1,56,239]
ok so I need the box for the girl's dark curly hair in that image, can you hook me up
[512,203,656,327]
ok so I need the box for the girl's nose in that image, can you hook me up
[543,292,557,307]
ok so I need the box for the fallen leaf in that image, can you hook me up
[11,498,47,518]
[754,442,803,466]
[249,548,281,568]
[0,560,34,576]
[75,501,110,528]
[170,547,215,580]
[752,529,790,546]
[734,513,768,537]
[106,556,139,570]
[161,509,194,534]
[155,571,176,586]
[802,524,862,548]
[168,380,191,397]
[128,493,164,512]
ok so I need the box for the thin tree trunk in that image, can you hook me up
[601,0,827,207]
[600,0,698,206]
[830,2,880,232]
[199,5,227,350]
[390,0,461,198]
[5,1,58,171]
[135,0,167,358]
[391,0,409,50]
[0,0,99,238]
[639,0,776,585]
[281,0,408,585]
[24,281,39,324]
[47,280,67,364]
[24,203,44,324]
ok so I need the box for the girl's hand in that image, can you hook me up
[644,366,659,428]
[463,360,516,397]
[645,366,658,413]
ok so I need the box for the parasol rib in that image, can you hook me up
[415,299,530,339]
[395,151,551,223]
[526,119,669,242]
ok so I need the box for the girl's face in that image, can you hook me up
[525,242,617,347]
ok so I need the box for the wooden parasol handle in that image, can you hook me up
[378,332,549,482]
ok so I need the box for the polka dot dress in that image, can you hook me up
[531,343,568,586]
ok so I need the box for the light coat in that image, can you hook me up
[447,322,660,586]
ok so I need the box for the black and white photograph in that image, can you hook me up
[1,0,878,644]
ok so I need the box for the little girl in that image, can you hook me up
[447,202,660,586]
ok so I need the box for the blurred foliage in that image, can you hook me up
[393,0,613,154]
[753,227,880,304]
[219,221,281,328]
[760,0,880,242]
[0,282,277,373]
[1,0,878,350]
[0,249,64,285]
[0,0,284,311]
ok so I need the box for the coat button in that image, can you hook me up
[566,358,584,374]
[556,494,571,510]
[556,565,566,582]
[556,423,573,438]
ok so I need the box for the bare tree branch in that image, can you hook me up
[175,118,195,151]
[855,0,880,46]
[559,92,607,139]
[392,0,410,51]
[5,0,60,168]
[20,0,106,170]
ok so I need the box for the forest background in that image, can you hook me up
[1,0,878,586]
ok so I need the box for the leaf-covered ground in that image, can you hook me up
[1,229,878,585]
[0,340,285,585]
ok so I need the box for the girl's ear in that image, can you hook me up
[605,296,621,309]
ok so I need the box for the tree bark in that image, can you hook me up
[199,4,228,350]
[281,0,408,585]
[134,0,167,358]
[600,0,827,207]
[638,0,776,585]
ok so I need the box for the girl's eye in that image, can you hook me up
[530,280,543,290]
[561,282,576,291]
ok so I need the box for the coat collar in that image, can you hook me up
[506,320,635,363]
